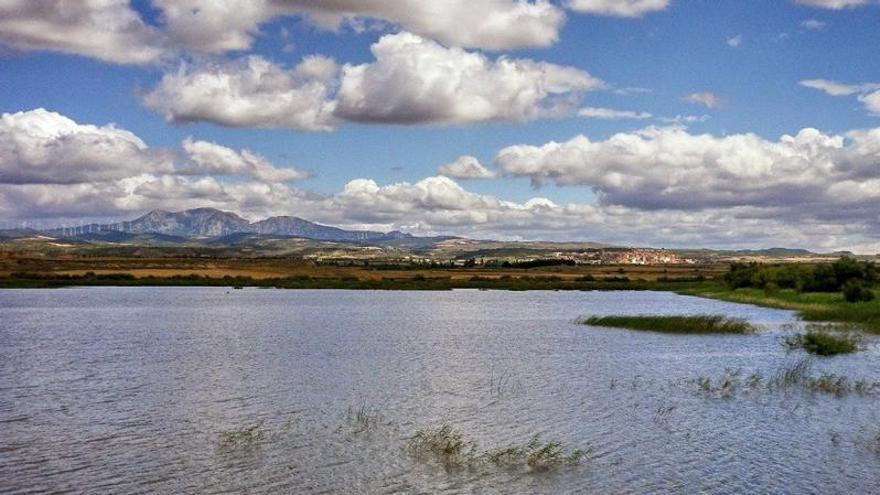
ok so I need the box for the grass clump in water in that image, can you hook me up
[218,421,268,449]
[582,314,756,334]
[784,327,862,356]
[344,402,386,433]
[695,358,880,398]
[483,435,585,472]
[695,368,752,398]
[408,424,477,468]
[407,425,585,473]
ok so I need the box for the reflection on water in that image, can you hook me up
[1,288,879,493]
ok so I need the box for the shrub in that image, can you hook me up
[725,257,877,293]
[843,279,875,303]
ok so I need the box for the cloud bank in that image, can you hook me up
[0,0,571,62]
[0,109,306,186]
[4,109,880,252]
[495,126,880,214]
[144,32,604,130]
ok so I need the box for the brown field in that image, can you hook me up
[0,255,727,282]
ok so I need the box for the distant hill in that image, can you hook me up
[126,208,251,237]
[251,215,412,242]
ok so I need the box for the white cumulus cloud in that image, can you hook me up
[144,56,340,132]
[0,109,174,184]
[683,92,726,109]
[0,0,167,65]
[567,0,670,17]
[437,156,497,180]
[181,139,309,182]
[800,19,827,30]
[578,107,652,120]
[335,32,603,125]
[800,79,880,115]
[793,0,873,9]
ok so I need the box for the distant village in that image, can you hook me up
[552,248,695,265]
[310,248,697,266]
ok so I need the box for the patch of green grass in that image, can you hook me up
[784,327,862,356]
[799,302,880,332]
[677,285,880,332]
[407,425,585,473]
[581,314,756,334]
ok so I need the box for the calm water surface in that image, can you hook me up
[2,288,880,494]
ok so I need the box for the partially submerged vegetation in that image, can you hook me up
[344,403,386,433]
[218,422,269,449]
[581,314,757,334]
[407,424,585,472]
[784,326,862,356]
[694,359,880,398]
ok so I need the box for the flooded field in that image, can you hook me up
[2,288,879,493]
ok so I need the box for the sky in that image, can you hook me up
[1,0,879,252]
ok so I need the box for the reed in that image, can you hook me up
[582,314,756,334]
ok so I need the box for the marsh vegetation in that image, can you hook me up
[344,402,386,433]
[407,424,585,472]
[581,314,757,334]
[694,359,880,398]
[217,422,269,449]
[784,326,862,356]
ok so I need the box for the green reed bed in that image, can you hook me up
[581,314,757,334]
[784,326,862,356]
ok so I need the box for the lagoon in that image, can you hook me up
[1,288,879,493]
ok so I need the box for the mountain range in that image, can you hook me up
[43,208,418,243]
[0,208,854,261]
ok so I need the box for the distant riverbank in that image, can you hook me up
[0,270,710,292]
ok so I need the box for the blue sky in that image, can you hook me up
[1,0,879,250]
